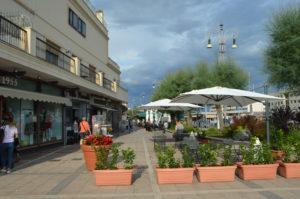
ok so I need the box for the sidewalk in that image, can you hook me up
[0,128,299,199]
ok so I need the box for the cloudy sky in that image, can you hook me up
[90,0,299,108]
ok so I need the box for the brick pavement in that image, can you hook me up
[0,128,299,199]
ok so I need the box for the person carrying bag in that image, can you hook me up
[79,117,91,143]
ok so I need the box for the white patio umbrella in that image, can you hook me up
[138,99,201,111]
[171,86,284,106]
[171,86,285,143]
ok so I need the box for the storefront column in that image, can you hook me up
[63,106,67,145]
[0,96,3,121]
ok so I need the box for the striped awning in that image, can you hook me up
[0,86,72,106]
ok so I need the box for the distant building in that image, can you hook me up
[0,0,127,149]
[269,91,300,111]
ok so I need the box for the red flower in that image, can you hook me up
[83,134,113,146]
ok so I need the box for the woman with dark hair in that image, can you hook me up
[0,119,18,174]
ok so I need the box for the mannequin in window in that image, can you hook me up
[25,112,33,135]
[45,112,53,140]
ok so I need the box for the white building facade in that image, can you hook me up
[0,0,127,148]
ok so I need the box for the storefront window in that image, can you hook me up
[40,102,62,143]
[20,100,37,146]
[3,98,21,132]
[41,84,63,96]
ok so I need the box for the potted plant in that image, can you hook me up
[155,145,195,184]
[196,129,209,144]
[278,143,300,178]
[238,137,278,180]
[271,129,285,160]
[196,143,236,182]
[81,134,113,171]
[93,143,136,186]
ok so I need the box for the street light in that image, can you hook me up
[206,24,238,62]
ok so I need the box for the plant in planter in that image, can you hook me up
[155,145,195,184]
[196,143,236,182]
[278,143,300,178]
[238,137,278,180]
[93,143,136,186]
[271,129,285,160]
[81,134,113,171]
[196,129,209,143]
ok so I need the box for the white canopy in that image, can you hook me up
[138,99,200,111]
[0,86,72,106]
[171,86,284,106]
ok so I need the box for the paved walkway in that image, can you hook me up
[0,128,299,199]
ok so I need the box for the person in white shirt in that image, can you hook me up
[163,121,168,133]
[0,119,18,174]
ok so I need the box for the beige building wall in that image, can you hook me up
[0,0,126,102]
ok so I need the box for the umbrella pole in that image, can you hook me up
[264,85,270,144]
[265,100,270,144]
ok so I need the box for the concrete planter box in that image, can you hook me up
[279,162,300,178]
[93,169,134,186]
[196,165,236,182]
[237,163,278,180]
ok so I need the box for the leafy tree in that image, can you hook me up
[191,61,213,89]
[151,68,192,101]
[151,58,248,128]
[264,5,300,89]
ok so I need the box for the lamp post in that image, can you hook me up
[206,24,238,62]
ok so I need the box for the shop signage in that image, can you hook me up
[0,75,18,87]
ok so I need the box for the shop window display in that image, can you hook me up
[40,103,62,143]
[21,100,37,146]
[3,98,21,132]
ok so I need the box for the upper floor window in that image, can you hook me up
[69,9,86,37]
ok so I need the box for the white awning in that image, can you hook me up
[0,86,72,106]
[91,103,117,111]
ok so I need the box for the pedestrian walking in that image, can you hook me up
[0,119,18,174]
[79,117,91,144]
[128,119,133,132]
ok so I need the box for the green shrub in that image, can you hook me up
[205,127,221,137]
[122,148,136,169]
[271,129,285,150]
[180,146,195,168]
[184,125,195,133]
[169,123,176,130]
[222,145,233,166]
[222,126,233,137]
[165,145,181,168]
[198,143,219,166]
[240,137,274,165]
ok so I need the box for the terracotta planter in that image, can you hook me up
[93,169,134,186]
[279,162,300,178]
[271,150,284,160]
[237,163,278,180]
[81,145,111,171]
[155,167,194,184]
[196,165,236,182]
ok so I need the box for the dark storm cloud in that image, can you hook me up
[90,0,300,107]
